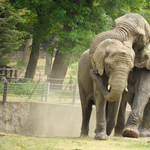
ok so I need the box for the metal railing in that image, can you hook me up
[0,76,80,104]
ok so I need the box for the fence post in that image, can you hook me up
[72,84,77,104]
[41,79,45,102]
[45,82,50,102]
[3,82,8,102]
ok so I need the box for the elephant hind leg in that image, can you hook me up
[79,82,93,137]
[81,100,93,137]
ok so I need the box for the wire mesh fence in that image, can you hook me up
[0,76,80,104]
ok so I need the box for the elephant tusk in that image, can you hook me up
[107,84,111,91]
[125,87,128,92]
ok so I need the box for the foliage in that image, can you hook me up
[10,0,64,46]
[0,0,27,66]
[69,62,78,78]
[140,0,150,24]
[1,0,150,72]
[50,0,149,66]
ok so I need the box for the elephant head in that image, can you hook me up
[135,42,150,70]
[93,38,135,102]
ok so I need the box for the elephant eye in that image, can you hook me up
[108,65,112,70]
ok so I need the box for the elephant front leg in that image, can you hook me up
[114,91,132,136]
[139,100,150,137]
[122,90,149,138]
[94,86,107,140]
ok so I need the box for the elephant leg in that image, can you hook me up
[80,101,93,137]
[106,96,121,136]
[122,90,149,138]
[114,90,133,136]
[114,92,128,136]
[94,84,107,140]
[79,83,93,137]
[139,100,150,137]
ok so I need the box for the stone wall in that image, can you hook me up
[0,101,130,137]
[0,102,96,137]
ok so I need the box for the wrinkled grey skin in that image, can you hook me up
[79,13,150,140]
[113,42,150,138]
[78,48,133,140]
[90,13,150,103]
[114,67,150,138]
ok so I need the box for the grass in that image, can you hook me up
[0,134,150,150]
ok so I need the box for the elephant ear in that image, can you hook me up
[93,39,112,75]
[123,41,132,49]
[136,27,145,38]
[135,42,150,70]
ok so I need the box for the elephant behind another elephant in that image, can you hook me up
[114,67,150,138]
[114,43,150,138]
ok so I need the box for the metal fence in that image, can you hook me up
[0,76,80,104]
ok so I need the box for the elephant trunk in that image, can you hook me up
[104,83,124,102]
[104,71,127,102]
[90,69,128,103]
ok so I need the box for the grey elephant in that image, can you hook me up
[114,42,150,138]
[78,13,150,140]
[78,42,134,140]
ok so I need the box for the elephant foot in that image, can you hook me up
[80,132,88,138]
[114,128,124,137]
[139,128,150,137]
[114,132,122,137]
[122,125,139,138]
[94,132,108,140]
[106,127,113,136]
[80,134,88,138]
[80,129,89,138]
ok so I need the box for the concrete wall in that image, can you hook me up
[0,102,130,137]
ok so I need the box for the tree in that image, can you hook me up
[10,0,63,78]
[21,37,32,66]
[9,0,148,80]
[0,0,27,66]
[50,0,113,85]
[50,0,147,83]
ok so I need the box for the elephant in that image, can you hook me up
[114,42,150,138]
[78,39,135,140]
[78,13,150,140]
[90,13,150,71]
[89,13,150,103]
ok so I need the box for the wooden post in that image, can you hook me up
[10,70,12,77]
[3,82,8,102]
[45,82,50,102]
[5,70,7,76]
[14,70,17,78]
[72,84,77,104]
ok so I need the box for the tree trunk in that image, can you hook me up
[45,51,52,78]
[24,39,40,79]
[50,50,68,89]
[21,38,32,66]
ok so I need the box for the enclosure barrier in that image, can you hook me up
[0,66,17,80]
[0,76,80,104]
